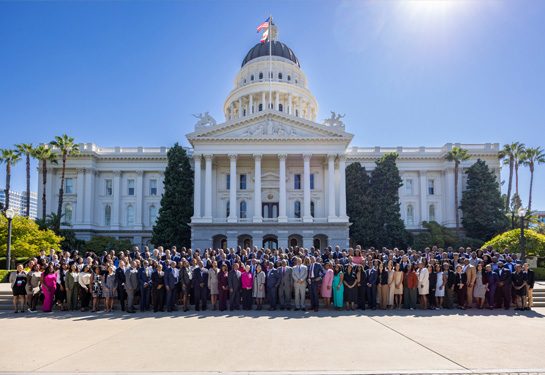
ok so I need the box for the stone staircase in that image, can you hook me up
[1,283,544,311]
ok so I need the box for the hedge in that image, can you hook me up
[0,270,8,283]
[533,268,545,281]
[483,229,545,257]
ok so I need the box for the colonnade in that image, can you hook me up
[225,92,315,121]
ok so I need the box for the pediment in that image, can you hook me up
[186,110,354,144]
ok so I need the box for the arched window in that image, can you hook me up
[65,203,73,225]
[287,75,291,81]
[226,201,230,217]
[407,205,414,226]
[244,79,246,84]
[259,72,263,80]
[313,238,321,250]
[243,109,246,116]
[149,205,157,225]
[251,75,254,81]
[279,104,283,112]
[278,72,282,80]
[220,238,227,250]
[240,201,247,219]
[310,201,315,218]
[295,110,299,117]
[429,204,436,222]
[259,103,263,111]
[105,205,111,226]
[294,200,301,218]
[127,205,134,226]
[290,238,298,247]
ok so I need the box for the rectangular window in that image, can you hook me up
[240,174,247,190]
[105,180,112,196]
[128,180,135,196]
[406,179,413,195]
[310,174,315,190]
[226,174,230,190]
[294,174,301,190]
[65,178,73,194]
[428,180,435,195]
[150,180,157,196]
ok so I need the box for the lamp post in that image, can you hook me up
[518,206,527,263]
[5,208,16,272]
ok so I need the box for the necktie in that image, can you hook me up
[298,266,301,273]
[283,268,285,276]
[310,264,314,278]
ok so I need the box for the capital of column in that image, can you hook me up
[114,170,121,177]
[302,153,312,161]
[418,170,427,177]
[158,171,165,177]
[77,168,85,174]
[253,153,263,161]
[204,154,213,162]
[228,153,238,161]
[193,154,202,162]
[337,154,347,162]
[278,153,288,161]
[136,170,144,177]
[327,154,336,162]
[85,168,94,175]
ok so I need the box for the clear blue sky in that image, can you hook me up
[1,1,544,211]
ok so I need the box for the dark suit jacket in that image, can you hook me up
[192,268,208,290]
[498,267,512,284]
[164,267,178,289]
[137,268,152,288]
[228,269,242,291]
[445,269,456,288]
[455,272,467,286]
[115,267,126,287]
[308,263,325,286]
[525,270,535,289]
[266,268,281,288]
[151,270,165,289]
[366,268,378,286]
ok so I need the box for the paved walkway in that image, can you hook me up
[1,306,545,374]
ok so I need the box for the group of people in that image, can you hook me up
[8,244,536,314]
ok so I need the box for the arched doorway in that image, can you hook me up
[263,235,278,250]
[288,234,303,248]
[313,234,328,252]
[238,234,253,250]
[212,234,227,250]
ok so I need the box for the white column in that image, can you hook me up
[204,154,213,219]
[230,103,234,120]
[228,154,238,222]
[299,98,303,117]
[306,103,310,120]
[262,92,265,110]
[288,93,292,115]
[238,98,242,118]
[76,168,85,224]
[444,168,455,227]
[112,170,121,229]
[338,155,347,219]
[253,153,262,222]
[278,153,288,222]
[249,94,253,114]
[192,155,202,219]
[303,153,313,222]
[275,91,279,111]
[44,168,54,217]
[84,168,95,225]
[135,170,144,228]
[419,170,427,225]
[327,154,337,220]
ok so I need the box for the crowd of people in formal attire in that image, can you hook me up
[8,244,536,314]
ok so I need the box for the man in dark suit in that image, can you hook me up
[266,262,282,311]
[442,262,456,309]
[228,265,242,311]
[125,261,139,313]
[366,265,378,310]
[192,261,209,311]
[496,261,512,310]
[115,260,127,311]
[151,263,166,312]
[307,257,325,312]
[523,263,535,311]
[137,260,152,312]
[130,246,141,261]
[164,261,178,312]
[278,260,293,310]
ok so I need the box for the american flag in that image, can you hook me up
[257,17,270,33]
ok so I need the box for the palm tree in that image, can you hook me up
[15,143,34,217]
[523,147,545,212]
[33,145,58,219]
[49,135,80,218]
[44,212,70,235]
[514,143,526,198]
[444,147,471,236]
[0,149,22,210]
[498,142,524,211]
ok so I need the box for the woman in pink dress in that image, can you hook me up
[321,262,334,310]
[41,265,57,313]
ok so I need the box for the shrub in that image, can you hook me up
[0,270,8,283]
[483,229,545,256]
[532,268,545,281]
[81,236,133,254]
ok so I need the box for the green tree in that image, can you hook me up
[15,143,34,218]
[346,162,374,246]
[460,159,508,241]
[151,143,193,248]
[369,153,408,248]
[0,215,63,269]
[523,147,545,212]
[514,143,526,198]
[444,147,471,236]
[483,229,545,257]
[498,142,524,211]
[49,135,80,217]
[33,145,58,219]
[0,149,22,210]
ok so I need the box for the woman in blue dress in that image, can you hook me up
[332,264,344,310]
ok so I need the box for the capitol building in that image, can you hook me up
[39,24,501,251]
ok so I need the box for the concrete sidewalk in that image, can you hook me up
[1,307,544,373]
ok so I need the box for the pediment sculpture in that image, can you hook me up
[193,112,217,129]
[242,118,297,137]
[323,111,345,128]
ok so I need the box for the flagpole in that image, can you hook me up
[269,13,272,111]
